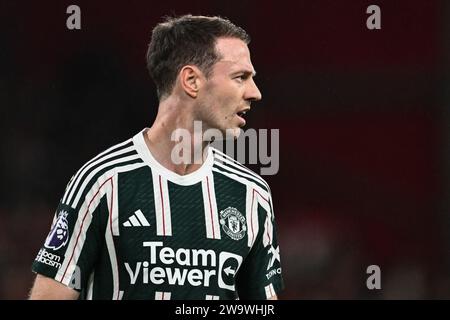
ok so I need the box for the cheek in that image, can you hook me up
[208,93,233,117]
[204,82,240,119]
[219,90,239,111]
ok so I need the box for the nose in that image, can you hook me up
[245,77,262,102]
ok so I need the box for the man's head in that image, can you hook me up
[147,15,250,100]
[147,15,262,137]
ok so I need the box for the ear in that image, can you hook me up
[179,65,203,98]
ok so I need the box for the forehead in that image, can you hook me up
[214,38,255,73]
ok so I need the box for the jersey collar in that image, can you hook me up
[133,128,214,185]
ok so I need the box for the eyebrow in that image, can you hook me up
[231,69,257,77]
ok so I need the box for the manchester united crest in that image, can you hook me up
[219,207,246,241]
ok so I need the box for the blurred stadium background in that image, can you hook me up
[0,0,449,299]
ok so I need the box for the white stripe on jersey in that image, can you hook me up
[55,163,146,285]
[70,154,141,208]
[155,291,171,300]
[257,192,273,248]
[212,167,269,199]
[202,173,221,240]
[264,283,276,299]
[86,271,94,300]
[62,138,132,203]
[152,171,172,236]
[105,227,120,300]
[105,178,120,300]
[246,186,259,248]
[111,174,120,236]
[212,161,268,191]
[63,142,134,204]
[263,213,274,248]
[212,149,270,191]
[205,294,220,300]
[56,176,112,285]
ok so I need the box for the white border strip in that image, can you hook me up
[202,174,221,239]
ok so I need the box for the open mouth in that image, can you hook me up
[236,110,248,126]
[236,110,247,117]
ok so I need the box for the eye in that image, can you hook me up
[235,75,247,82]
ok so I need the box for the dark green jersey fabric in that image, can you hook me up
[32,129,284,300]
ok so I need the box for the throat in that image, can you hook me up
[144,128,210,176]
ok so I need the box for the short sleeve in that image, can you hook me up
[31,175,109,292]
[236,191,285,299]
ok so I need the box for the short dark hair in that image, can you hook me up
[146,15,250,100]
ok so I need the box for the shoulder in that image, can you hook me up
[210,147,271,197]
[61,136,146,209]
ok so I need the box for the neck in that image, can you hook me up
[144,95,210,176]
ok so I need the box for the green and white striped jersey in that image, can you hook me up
[32,129,284,300]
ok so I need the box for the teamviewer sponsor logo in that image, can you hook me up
[124,241,243,290]
[35,248,62,269]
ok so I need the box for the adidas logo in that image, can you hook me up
[123,209,150,227]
